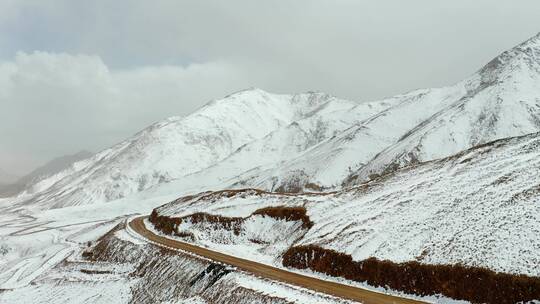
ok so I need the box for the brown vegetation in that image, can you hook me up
[176,231,195,240]
[248,238,269,245]
[149,209,182,235]
[304,182,324,192]
[252,206,313,228]
[150,206,313,237]
[282,245,540,304]
[185,212,243,235]
[150,209,243,236]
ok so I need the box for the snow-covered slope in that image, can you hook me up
[0,219,360,304]
[348,33,540,184]
[169,95,395,192]
[155,131,540,276]
[235,86,469,190]
[242,33,540,190]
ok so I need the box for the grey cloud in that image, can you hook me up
[0,52,250,174]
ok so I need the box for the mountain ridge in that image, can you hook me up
[7,32,540,209]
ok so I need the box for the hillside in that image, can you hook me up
[0,169,20,198]
[154,132,540,276]
[152,131,540,303]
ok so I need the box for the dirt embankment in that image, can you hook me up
[283,245,540,304]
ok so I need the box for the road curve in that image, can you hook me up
[129,216,428,304]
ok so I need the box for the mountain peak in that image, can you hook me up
[522,31,540,46]
[512,32,540,59]
[476,32,540,86]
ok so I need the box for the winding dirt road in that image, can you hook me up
[129,216,427,304]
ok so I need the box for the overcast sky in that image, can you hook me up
[0,0,539,176]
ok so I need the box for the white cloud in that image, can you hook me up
[0,52,248,174]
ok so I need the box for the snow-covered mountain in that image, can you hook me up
[156,131,540,276]
[14,90,367,208]
[9,32,540,210]
[243,32,540,190]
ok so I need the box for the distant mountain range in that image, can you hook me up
[0,150,93,197]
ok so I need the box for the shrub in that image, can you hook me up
[187,213,243,235]
[149,210,243,235]
[149,210,182,235]
[252,206,313,228]
[282,245,540,304]
[149,206,314,237]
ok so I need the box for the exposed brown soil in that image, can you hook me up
[130,216,426,304]
[283,245,540,304]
